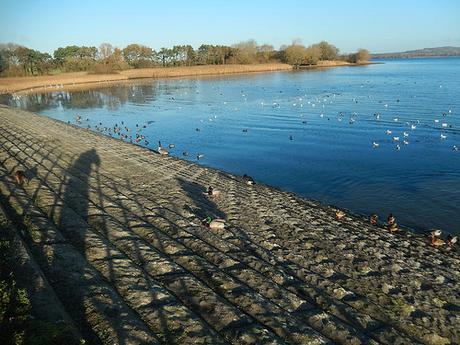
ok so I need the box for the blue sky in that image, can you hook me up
[1,0,459,54]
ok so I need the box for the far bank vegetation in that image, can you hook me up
[0,40,370,77]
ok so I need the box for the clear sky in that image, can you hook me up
[1,0,459,54]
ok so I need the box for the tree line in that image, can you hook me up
[0,40,370,77]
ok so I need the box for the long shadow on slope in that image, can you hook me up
[56,148,103,344]
[175,178,226,221]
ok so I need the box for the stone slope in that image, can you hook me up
[0,105,458,345]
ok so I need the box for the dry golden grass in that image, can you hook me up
[316,60,353,66]
[0,64,292,94]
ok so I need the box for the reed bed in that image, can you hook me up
[0,63,292,94]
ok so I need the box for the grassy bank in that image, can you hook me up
[0,63,292,94]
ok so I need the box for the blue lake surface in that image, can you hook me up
[2,58,460,235]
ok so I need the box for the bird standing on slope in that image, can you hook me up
[158,141,169,156]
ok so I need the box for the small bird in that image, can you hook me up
[14,170,27,185]
[440,134,447,140]
[243,174,255,185]
[335,210,345,220]
[372,142,379,148]
[370,214,378,225]
[447,235,457,248]
[431,236,445,247]
[430,229,442,237]
[395,145,401,150]
[197,154,204,160]
[202,216,226,230]
[386,130,392,135]
[168,144,175,149]
[403,132,409,137]
[388,222,399,233]
[207,186,221,197]
[182,151,189,156]
[403,140,409,145]
[158,141,169,156]
[393,136,400,141]
[387,214,396,226]
[453,145,458,151]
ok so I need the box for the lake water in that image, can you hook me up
[2,58,460,235]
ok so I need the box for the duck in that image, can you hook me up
[386,130,392,135]
[335,210,345,220]
[447,235,458,248]
[387,214,396,226]
[242,174,255,185]
[207,186,221,197]
[197,154,204,160]
[14,170,27,186]
[168,144,175,149]
[370,214,378,225]
[388,222,399,233]
[372,142,379,148]
[158,141,169,156]
[202,216,226,230]
[431,236,445,247]
[440,134,447,140]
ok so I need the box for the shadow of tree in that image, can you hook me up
[175,178,226,221]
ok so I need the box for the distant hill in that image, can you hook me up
[371,46,460,58]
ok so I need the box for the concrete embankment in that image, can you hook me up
[0,105,458,345]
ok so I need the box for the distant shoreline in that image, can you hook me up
[0,62,374,95]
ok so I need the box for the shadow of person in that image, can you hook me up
[55,148,102,343]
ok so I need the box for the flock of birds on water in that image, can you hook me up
[7,82,459,252]
[62,85,459,160]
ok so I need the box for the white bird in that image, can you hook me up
[403,140,409,145]
[440,134,447,139]
[372,142,379,148]
[434,119,440,123]
[430,229,442,237]
[411,125,417,130]
[441,123,448,128]
[447,235,458,247]
[395,145,401,150]
[393,136,400,141]
[393,117,399,122]
[403,132,409,137]
[453,145,458,151]
[386,130,392,135]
